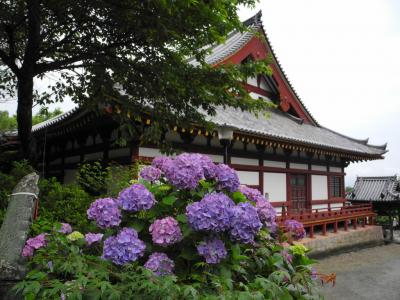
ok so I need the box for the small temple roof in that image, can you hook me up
[347,176,400,202]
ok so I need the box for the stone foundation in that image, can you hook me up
[299,225,384,258]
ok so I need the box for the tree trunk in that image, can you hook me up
[17,75,34,161]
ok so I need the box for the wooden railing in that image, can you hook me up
[277,203,376,238]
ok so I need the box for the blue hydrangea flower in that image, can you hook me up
[239,185,263,202]
[186,192,235,232]
[229,202,262,244]
[215,164,240,192]
[140,166,161,182]
[152,156,173,173]
[197,238,227,264]
[195,154,217,179]
[102,228,146,265]
[87,198,121,229]
[144,252,175,276]
[118,183,156,212]
[164,153,205,189]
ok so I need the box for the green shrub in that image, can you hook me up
[34,178,95,233]
[77,161,108,195]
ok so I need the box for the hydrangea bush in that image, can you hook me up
[15,153,321,299]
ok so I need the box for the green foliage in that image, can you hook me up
[17,168,321,299]
[77,161,108,195]
[0,110,17,131]
[34,178,95,234]
[0,108,62,131]
[0,160,35,225]
[104,163,135,198]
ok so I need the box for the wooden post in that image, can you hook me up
[344,219,348,231]
[322,223,327,236]
[389,214,394,241]
[334,221,338,233]
[353,218,357,229]
[310,225,314,238]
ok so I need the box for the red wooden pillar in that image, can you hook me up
[334,221,338,233]
[322,223,327,236]
[353,218,357,229]
[310,225,314,238]
[344,219,348,231]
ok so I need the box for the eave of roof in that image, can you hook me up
[347,176,400,202]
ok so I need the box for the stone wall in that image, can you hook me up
[299,226,384,258]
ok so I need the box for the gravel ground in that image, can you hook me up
[315,243,400,300]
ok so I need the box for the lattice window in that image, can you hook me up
[330,176,342,198]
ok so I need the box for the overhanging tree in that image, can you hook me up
[0,0,272,160]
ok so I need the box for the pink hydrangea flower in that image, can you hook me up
[58,223,72,234]
[149,217,182,247]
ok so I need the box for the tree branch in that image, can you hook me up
[0,48,20,75]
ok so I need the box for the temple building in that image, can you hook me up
[30,12,387,219]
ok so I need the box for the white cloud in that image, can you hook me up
[240,0,400,186]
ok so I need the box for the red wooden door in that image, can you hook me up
[290,174,308,213]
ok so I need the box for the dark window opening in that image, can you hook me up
[330,176,342,198]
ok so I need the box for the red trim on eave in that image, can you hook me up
[215,35,314,124]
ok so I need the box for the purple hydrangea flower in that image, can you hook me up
[87,198,121,229]
[22,233,48,257]
[85,233,104,245]
[195,154,217,179]
[58,223,72,234]
[149,217,182,247]
[164,153,205,189]
[144,252,175,276]
[239,185,263,202]
[152,156,173,173]
[230,202,262,244]
[284,220,306,240]
[197,238,227,264]
[215,164,240,192]
[102,228,146,265]
[140,166,162,182]
[118,183,156,212]
[256,199,277,229]
[186,192,235,232]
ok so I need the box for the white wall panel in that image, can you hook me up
[231,157,258,166]
[330,167,342,173]
[312,164,327,172]
[65,156,80,164]
[139,147,162,157]
[85,152,103,161]
[237,171,259,185]
[311,175,328,200]
[264,160,286,168]
[109,148,130,158]
[312,204,328,210]
[206,154,223,163]
[290,163,308,170]
[264,172,286,202]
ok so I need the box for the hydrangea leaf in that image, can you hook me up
[162,195,177,206]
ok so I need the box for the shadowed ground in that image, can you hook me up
[316,243,400,300]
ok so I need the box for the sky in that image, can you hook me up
[1,0,399,186]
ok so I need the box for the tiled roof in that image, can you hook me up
[347,176,400,202]
[206,107,387,156]
[31,107,81,133]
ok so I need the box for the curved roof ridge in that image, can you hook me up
[321,126,388,152]
[356,175,397,180]
[32,107,80,132]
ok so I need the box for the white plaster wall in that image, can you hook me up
[139,147,163,157]
[259,77,271,91]
[210,136,220,148]
[246,143,258,152]
[64,169,77,184]
[85,152,103,161]
[312,204,328,210]
[264,160,286,168]
[192,135,207,146]
[311,175,328,200]
[274,206,282,215]
[237,171,259,185]
[49,158,62,166]
[165,131,182,143]
[312,164,327,172]
[231,157,258,166]
[249,92,270,101]
[232,140,244,151]
[331,203,344,209]
[109,148,130,159]
[330,166,342,173]
[247,76,258,86]
[264,172,286,202]
[290,163,308,170]
[65,156,80,164]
